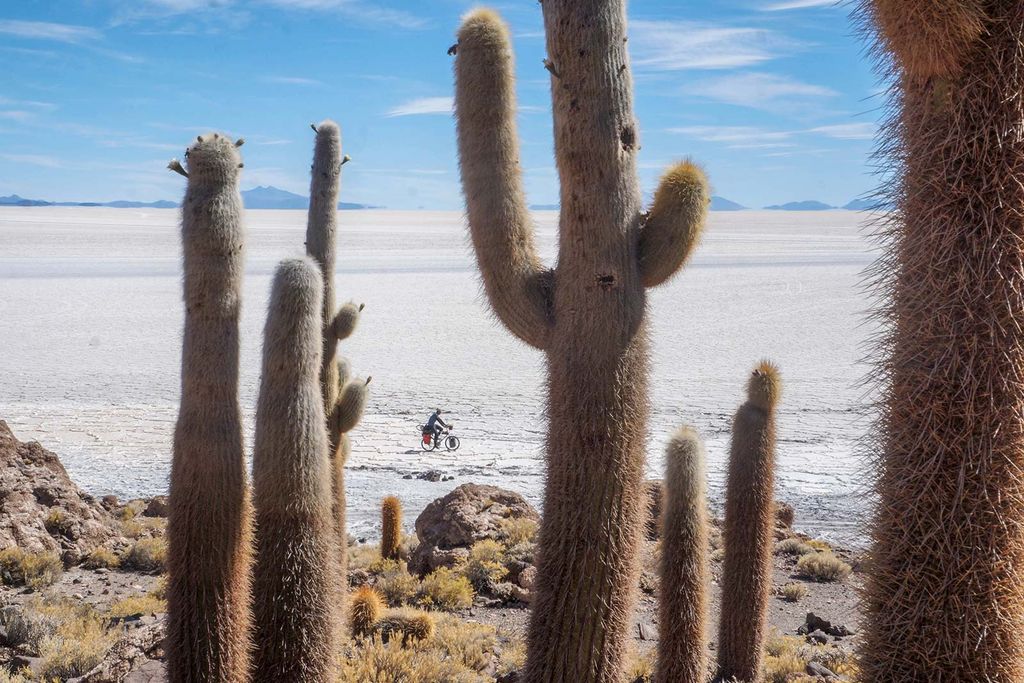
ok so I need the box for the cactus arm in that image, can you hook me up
[454,9,553,350]
[637,161,709,288]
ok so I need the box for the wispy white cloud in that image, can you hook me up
[685,72,836,110]
[0,153,65,168]
[0,111,36,123]
[0,20,101,43]
[629,20,800,70]
[264,76,324,86]
[385,96,453,117]
[806,123,876,140]
[761,0,836,10]
[120,0,427,30]
[669,121,875,147]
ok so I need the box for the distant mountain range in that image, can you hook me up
[0,186,379,210]
[0,189,891,212]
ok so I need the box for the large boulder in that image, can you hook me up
[411,483,538,575]
[0,421,122,565]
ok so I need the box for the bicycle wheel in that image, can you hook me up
[420,435,434,451]
[445,435,460,451]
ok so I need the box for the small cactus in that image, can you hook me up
[655,427,709,683]
[377,608,436,645]
[349,585,385,637]
[381,496,402,561]
[716,362,781,683]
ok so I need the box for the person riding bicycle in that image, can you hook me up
[423,408,450,447]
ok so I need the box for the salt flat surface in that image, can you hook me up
[0,207,880,545]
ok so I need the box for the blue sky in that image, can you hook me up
[0,0,881,209]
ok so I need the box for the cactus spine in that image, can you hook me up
[251,259,337,682]
[453,6,708,680]
[655,427,709,683]
[305,120,369,629]
[859,2,1024,679]
[165,133,252,683]
[716,362,780,682]
[381,496,402,561]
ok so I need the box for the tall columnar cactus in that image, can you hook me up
[381,496,402,561]
[655,427,709,683]
[305,120,369,621]
[251,258,337,682]
[859,2,1024,679]
[453,6,708,680]
[717,362,780,682]
[165,133,252,683]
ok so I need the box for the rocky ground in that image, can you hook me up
[0,421,862,682]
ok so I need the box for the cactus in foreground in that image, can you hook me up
[655,427,709,683]
[251,258,337,682]
[305,120,369,630]
[350,585,385,637]
[716,362,780,682]
[859,2,1024,679]
[377,609,436,645]
[381,496,402,561]
[453,6,708,680]
[165,133,252,683]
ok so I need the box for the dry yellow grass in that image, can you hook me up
[0,548,62,589]
[106,594,167,620]
[779,582,809,602]
[496,517,538,546]
[775,538,816,556]
[374,559,420,607]
[417,567,473,611]
[460,540,507,589]
[123,537,166,572]
[796,552,852,582]
[83,547,121,570]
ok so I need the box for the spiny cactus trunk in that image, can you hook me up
[454,1,707,679]
[305,120,344,537]
[166,133,252,683]
[251,259,337,682]
[860,2,1024,679]
[716,363,779,683]
[531,3,646,679]
[656,428,709,683]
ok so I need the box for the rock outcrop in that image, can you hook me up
[0,421,122,565]
[410,483,538,575]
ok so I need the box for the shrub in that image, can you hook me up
[0,606,58,649]
[417,567,473,611]
[44,509,67,532]
[775,538,816,557]
[805,538,832,552]
[432,615,498,672]
[779,582,809,602]
[349,544,382,572]
[496,517,538,546]
[624,647,654,682]
[106,594,167,620]
[37,610,113,679]
[83,547,121,570]
[496,636,526,677]
[374,560,420,607]
[460,540,507,589]
[796,553,852,583]
[123,537,166,572]
[340,635,488,682]
[0,548,63,588]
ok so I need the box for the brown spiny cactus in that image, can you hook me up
[858,2,1024,679]
[453,5,708,680]
[717,362,780,682]
[381,496,402,561]
[165,133,253,683]
[655,427,709,683]
[349,585,385,637]
[251,258,337,682]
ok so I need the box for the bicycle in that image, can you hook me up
[419,425,460,452]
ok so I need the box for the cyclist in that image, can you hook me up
[423,408,450,447]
